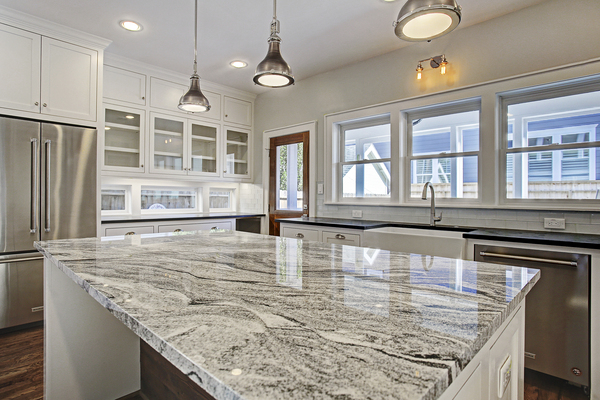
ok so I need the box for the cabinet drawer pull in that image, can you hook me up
[173,229,182,233]
[125,231,136,236]
[335,234,346,240]
[295,233,304,238]
[35,101,39,106]
[43,103,47,107]
[211,227,218,230]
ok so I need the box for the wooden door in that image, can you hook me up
[269,131,309,236]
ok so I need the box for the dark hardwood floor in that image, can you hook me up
[0,325,591,400]
[0,325,43,400]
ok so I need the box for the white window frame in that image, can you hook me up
[333,114,396,204]
[500,80,600,206]
[140,186,201,214]
[100,185,132,216]
[405,99,482,204]
[208,188,236,212]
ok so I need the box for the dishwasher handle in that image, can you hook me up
[479,251,578,267]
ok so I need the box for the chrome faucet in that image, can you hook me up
[422,182,442,226]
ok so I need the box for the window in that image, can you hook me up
[209,189,235,211]
[141,187,198,212]
[407,101,480,200]
[340,116,391,199]
[101,186,130,214]
[503,87,600,200]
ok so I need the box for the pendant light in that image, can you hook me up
[178,0,211,112]
[393,0,462,42]
[253,0,294,88]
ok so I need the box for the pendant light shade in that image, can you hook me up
[393,0,461,42]
[178,0,210,112]
[253,0,294,88]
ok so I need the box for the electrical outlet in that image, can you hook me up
[498,355,512,398]
[544,218,566,230]
[352,210,363,218]
[317,183,324,195]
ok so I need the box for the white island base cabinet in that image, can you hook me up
[44,252,526,400]
[102,218,235,237]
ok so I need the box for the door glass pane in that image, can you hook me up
[276,142,303,210]
[154,117,183,171]
[191,123,217,173]
[104,109,141,168]
[226,129,248,175]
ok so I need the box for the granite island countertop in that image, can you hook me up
[36,231,539,400]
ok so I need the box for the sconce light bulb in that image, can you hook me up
[416,63,423,80]
[440,57,448,75]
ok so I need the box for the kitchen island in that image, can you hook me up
[36,231,539,400]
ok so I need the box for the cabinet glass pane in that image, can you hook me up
[154,117,184,171]
[104,109,141,168]
[226,129,248,175]
[191,123,217,173]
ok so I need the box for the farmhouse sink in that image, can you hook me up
[363,226,468,259]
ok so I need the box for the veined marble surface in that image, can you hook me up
[36,231,539,400]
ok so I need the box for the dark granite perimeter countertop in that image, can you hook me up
[276,218,600,249]
[103,213,265,224]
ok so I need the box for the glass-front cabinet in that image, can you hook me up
[189,121,219,176]
[224,127,250,177]
[103,105,145,172]
[150,113,185,174]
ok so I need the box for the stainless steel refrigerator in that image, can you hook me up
[0,116,97,330]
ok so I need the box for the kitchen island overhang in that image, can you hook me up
[36,230,540,400]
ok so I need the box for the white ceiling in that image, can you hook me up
[1,0,549,94]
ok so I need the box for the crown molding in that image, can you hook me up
[0,5,111,50]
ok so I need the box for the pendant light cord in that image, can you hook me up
[193,0,198,75]
[273,0,277,20]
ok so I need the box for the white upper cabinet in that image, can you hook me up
[0,24,98,122]
[104,66,146,106]
[223,96,252,127]
[0,24,41,113]
[41,37,98,121]
[149,77,221,121]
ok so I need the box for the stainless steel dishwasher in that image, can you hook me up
[475,244,590,388]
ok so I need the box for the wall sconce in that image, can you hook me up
[415,55,448,80]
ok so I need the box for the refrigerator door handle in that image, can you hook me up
[0,255,45,263]
[30,138,38,233]
[44,139,51,233]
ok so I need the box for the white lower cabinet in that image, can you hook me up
[105,225,154,236]
[279,223,363,246]
[281,225,320,241]
[102,219,235,237]
[322,230,361,246]
[158,220,233,233]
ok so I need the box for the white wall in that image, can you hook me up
[253,0,600,231]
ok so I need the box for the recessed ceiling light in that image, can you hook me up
[120,20,142,32]
[230,61,248,69]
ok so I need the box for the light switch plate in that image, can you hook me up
[544,218,566,230]
[352,210,363,218]
[498,354,512,398]
[317,183,324,195]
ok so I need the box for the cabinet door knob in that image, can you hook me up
[142,96,145,100]
[35,102,39,106]
[335,234,346,240]
[43,103,47,107]
[295,233,304,238]
[125,232,135,236]
[140,164,144,168]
